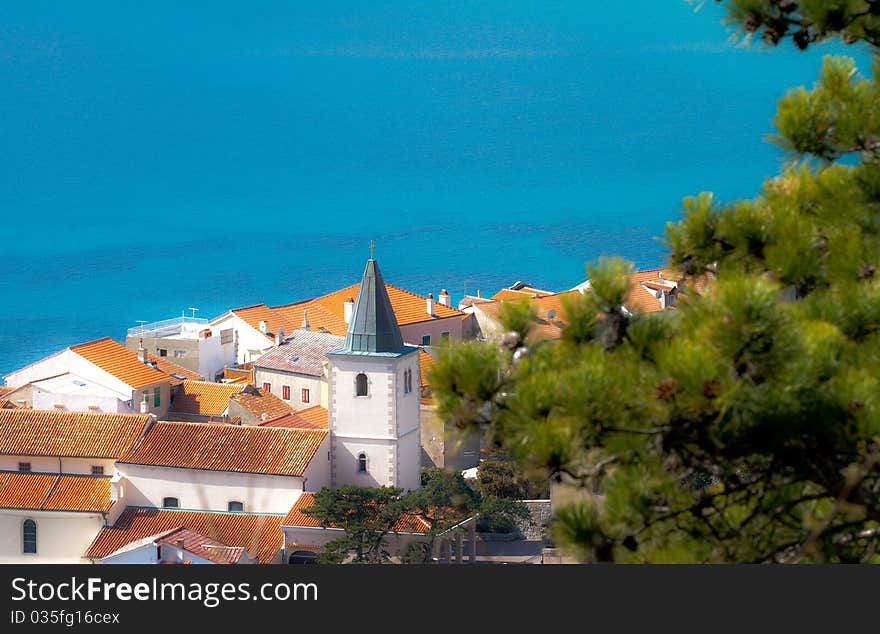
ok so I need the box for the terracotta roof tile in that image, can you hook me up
[418,350,434,389]
[0,386,13,396]
[273,282,465,336]
[230,386,295,420]
[86,507,284,563]
[295,405,329,429]
[231,304,298,343]
[146,354,203,385]
[170,380,242,416]
[282,492,434,534]
[0,471,112,512]
[256,413,322,430]
[155,527,247,564]
[0,399,15,409]
[42,475,113,512]
[258,406,329,431]
[71,338,169,389]
[119,421,326,476]
[0,409,151,459]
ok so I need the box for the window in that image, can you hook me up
[228,501,244,512]
[173,350,186,358]
[282,385,290,400]
[22,520,36,554]
[355,373,368,397]
[441,331,450,341]
[91,465,104,475]
[301,388,310,404]
[357,453,368,473]
[162,497,179,509]
[421,335,431,346]
[18,462,31,472]
[158,349,168,357]
[263,382,272,393]
[153,388,161,407]
[403,368,412,394]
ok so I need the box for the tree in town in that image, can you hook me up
[431,2,880,562]
[301,485,408,564]
[401,467,531,563]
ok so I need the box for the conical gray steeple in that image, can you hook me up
[338,258,405,354]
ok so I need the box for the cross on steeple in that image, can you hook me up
[370,240,375,260]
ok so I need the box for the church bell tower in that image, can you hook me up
[327,255,422,490]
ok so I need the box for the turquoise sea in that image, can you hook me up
[0,2,871,375]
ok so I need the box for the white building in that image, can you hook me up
[252,329,343,410]
[4,337,172,418]
[125,316,228,381]
[327,257,422,491]
[114,420,330,514]
[0,409,152,563]
[208,304,298,365]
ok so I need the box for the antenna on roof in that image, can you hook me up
[188,307,199,319]
[135,320,148,337]
[369,240,375,260]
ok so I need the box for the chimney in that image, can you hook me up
[426,293,434,317]
[438,289,450,308]
[301,310,310,331]
[138,339,149,364]
[343,297,355,325]
[477,289,482,298]
[259,320,269,335]
[261,412,268,422]
[176,539,185,562]
[139,395,149,414]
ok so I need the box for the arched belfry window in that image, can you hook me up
[357,452,368,473]
[22,519,37,554]
[355,373,368,397]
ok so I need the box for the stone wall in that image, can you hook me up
[516,499,552,541]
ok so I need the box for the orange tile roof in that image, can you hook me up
[419,350,435,389]
[257,405,328,430]
[273,282,465,336]
[294,405,329,430]
[42,475,113,512]
[224,365,254,384]
[490,284,554,301]
[231,304,298,343]
[70,338,168,389]
[229,386,295,420]
[146,354,203,385]
[119,421,326,476]
[473,289,577,342]
[86,507,284,563]
[282,492,434,534]
[0,471,112,512]
[257,412,322,430]
[155,527,247,564]
[0,399,15,409]
[0,386,13,396]
[170,380,242,416]
[0,409,151,459]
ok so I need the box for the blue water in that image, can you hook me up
[0,2,871,375]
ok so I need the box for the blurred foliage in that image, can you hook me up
[433,7,880,562]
